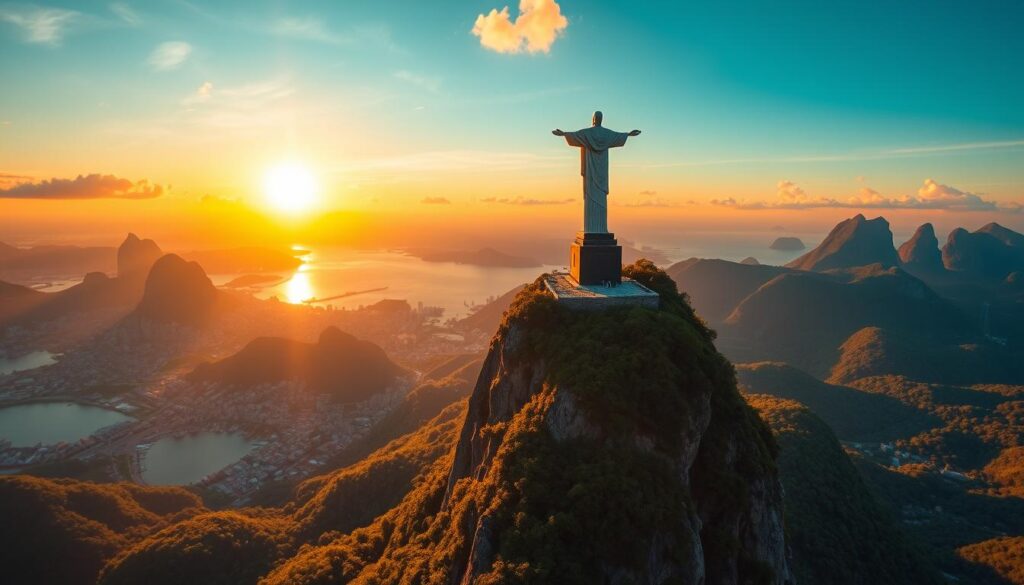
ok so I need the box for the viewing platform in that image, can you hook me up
[543,272,659,310]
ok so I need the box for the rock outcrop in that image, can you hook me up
[437,263,790,584]
[787,214,899,272]
[898,223,944,274]
[116,233,162,278]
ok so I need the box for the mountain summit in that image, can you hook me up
[116,233,162,278]
[264,261,791,584]
[898,223,944,274]
[135,254,219,325]
[787,214,899,271]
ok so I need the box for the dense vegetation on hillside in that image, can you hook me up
[854,457,1024,584]
[267,261,789,584]
[849,375,1023,470]
[0,476,204,585]
[98,511,292,585]
[958,537,1024,585]
[737,361,937,442]
[747,395,943,584]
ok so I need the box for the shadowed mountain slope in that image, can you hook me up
[787,214,900,271]
[666,258,792,325]
[737,362,936,442]
[747,395,943,585]
[943,225,1024,280]
[723,264,967,374]
[188,327,407,402]
[134,254,219,325]
[899,223,945,275]
[0,476,203,585]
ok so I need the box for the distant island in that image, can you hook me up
[769,236,806,251]
[409,247,541,268]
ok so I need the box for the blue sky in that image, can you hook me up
[1,0,1022,220]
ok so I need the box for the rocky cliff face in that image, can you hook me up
[787,214,899,272]
[898,223,944,274]
[437,267,790,584]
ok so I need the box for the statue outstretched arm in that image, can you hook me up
[554,129,584,147]
[629,129,641,136]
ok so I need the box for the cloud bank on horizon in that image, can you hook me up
[0,174,163,200]
[472,0,568,54]
[712,179,1021,213]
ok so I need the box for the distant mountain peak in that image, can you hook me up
[943,224,1024,279]
[117,232,162,277]
[976,222,1024,248]
[787,214,899,272]
[135,253,217,325]
[898,222,944,274]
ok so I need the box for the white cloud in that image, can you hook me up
[148,41,192,70]
[393,70,440,93]
[712,179,1018,213]
[109,2,140,26]
[472,0,568,54]
[0,6,78,45]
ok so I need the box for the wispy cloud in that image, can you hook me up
[182,81,214,105]
[0,174,162,199]
[711,179,1021,213]
[472,0,568,54]
[394,70,441,93]
[0,6,78,45]
[266,16,402,52]
[421,196,451,205]
[148,41,192,70]
[269,16,342,44]
[109,2,140,26]
[648,139,1024,169]
[481,196,573,205]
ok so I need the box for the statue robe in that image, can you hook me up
[563,125,629,234]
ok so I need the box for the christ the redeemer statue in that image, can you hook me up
[553,111,640,234]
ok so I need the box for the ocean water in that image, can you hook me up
[213,249,561,320]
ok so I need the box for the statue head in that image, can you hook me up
[592,111,603,126]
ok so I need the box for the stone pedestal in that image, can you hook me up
[570,232,622,285]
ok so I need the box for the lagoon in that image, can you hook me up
[0,350,58,376]
[141,432,256,485]
[0,401,130,447]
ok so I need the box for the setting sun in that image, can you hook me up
[263,162,318,215]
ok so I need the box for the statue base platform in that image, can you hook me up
[570,232,622,285]
[543,272,660,311]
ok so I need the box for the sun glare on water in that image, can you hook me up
[263,162,318,215]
